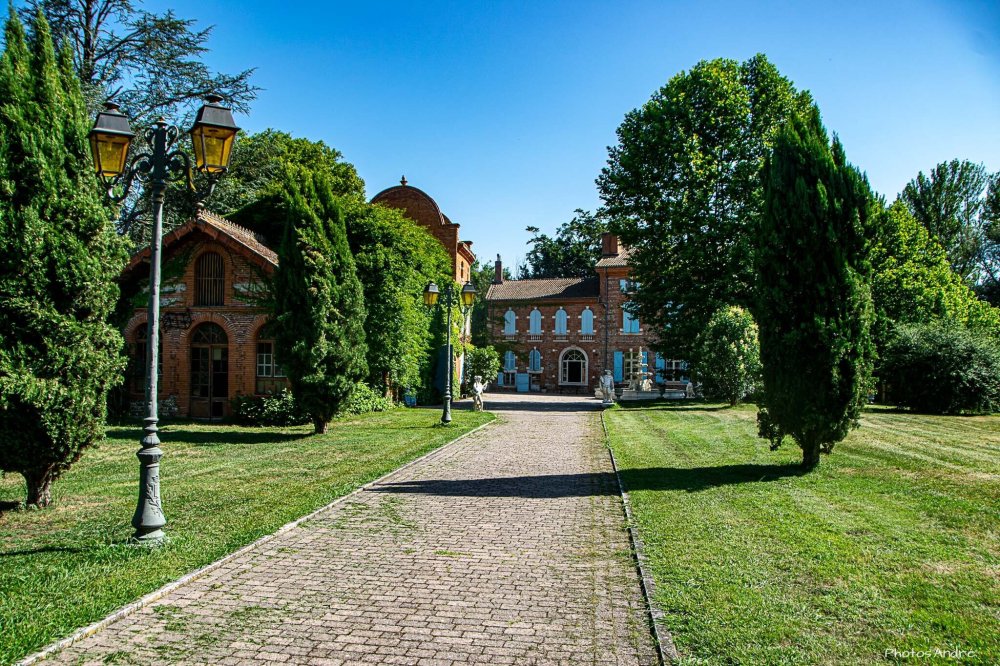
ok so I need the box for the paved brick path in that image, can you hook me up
[46,394,658,665]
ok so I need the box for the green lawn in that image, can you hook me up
[605,403,999,665]
[0,407,492,665]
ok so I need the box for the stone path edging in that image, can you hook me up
[601,408,680,664]
[17,417,497,666]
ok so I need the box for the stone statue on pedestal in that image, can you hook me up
[600,369,615,406]
[472,376,486,412]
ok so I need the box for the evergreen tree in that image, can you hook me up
[0,9,127,506]
[754,107,875,469]
[271,167,367,434]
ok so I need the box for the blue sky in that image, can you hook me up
[161,0,998,270]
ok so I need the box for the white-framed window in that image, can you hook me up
[623,350,643,383]
[560,348,588,385]
[623,304,640,334]
[256,323,288,394]
[581,307,594,335]
[529,308,542,335]
[504,309,516,335]
[554,308,568,335]
[528,349,542,372]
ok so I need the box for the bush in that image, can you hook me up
[463,345,501,392]
[882,323,1000,414]
[694,306,761,405]
[337,382,393,416]
[231,390,310,427]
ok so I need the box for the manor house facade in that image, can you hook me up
[484,233,688,392]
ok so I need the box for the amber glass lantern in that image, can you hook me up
[423,282,440,307]
[88,102,135,178]
[189,94,240,174]
[461,281,477,308]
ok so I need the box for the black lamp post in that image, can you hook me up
[423,281,477,424]
[89,95,239,544]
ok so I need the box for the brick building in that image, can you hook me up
[485,233,689,392]
[121,181,476,418]
[120,210,282,419]
[370,177,476,284]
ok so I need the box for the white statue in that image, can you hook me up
[600,369,615,405]
[472,375,486,412]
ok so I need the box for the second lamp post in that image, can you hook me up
[424,281,477,424]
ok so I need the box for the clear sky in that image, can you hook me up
[160,0,998,271]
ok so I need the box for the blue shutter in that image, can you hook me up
[613,351,623,382]
[655,353,665,382]
[497,371,504,386]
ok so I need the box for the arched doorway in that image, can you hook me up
[560,348,588,386]
[190,323,228,419]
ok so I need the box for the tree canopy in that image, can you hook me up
[598,54,813,361]
[900,159,997,286]
[521,209,607,279]
[0,8,128,506]
[23,0,257,123]
[754,108,875,469]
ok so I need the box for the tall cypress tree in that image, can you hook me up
[272,167,367,434]
[754,107,875,469]
[0,9,127,506]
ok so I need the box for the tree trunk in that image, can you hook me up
[801,442,821,470]
[383,372,392,399]
[24,468,55,508]
[313,416,328,435]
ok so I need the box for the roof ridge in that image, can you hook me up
[198,209,269,245]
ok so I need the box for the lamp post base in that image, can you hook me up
[131,417,166,544]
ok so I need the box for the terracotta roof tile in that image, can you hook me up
[595,245,635,268]
[485,276,599,301]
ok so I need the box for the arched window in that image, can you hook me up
[255,322,287,394]
[195,251,225,306]
[581,307,594,335]
[560,349,588,385]
[554,308,568,335]
[529,308,542,335]
[504,350,517,372]
[190,323,228,419]
[528,349,542,372]
[504,309,516,335]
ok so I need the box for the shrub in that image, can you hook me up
[337,382,393,416]
[463,345,501,392]
[882,323,1000,414]
[231,390,310,427]
[694,306,761,405]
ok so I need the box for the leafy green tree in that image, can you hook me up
[521,209,607,278]
[870,200,1000,351]
[900,159,995,284]
[694,306,761,406]
[463,345,501,388]
[270,167,367,434]
[979,174,1000,304]
[0,9,127,506]
[340,200,453,399]
[167,130,366,243]
[598,54,812,360]
[754,108,875,470]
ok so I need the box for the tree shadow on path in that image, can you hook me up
[371,464,806,499]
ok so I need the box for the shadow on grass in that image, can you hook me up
[371,464,806,498]
[105,428,310,446]
[614,401,738,412]
[0,544,88,558]
[0,500,23,517]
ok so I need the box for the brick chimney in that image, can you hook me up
[494,254,504,284]
[601,232,620,257]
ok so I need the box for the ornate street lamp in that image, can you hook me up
[423,281,477,424]
[89,96,239,544]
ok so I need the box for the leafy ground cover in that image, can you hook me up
[0,408,492,665]
[605,403,999,665]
